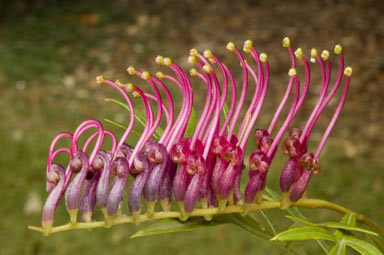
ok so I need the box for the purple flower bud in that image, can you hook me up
[106,157,129,216]
[222,144,242,166]
[170,139,191,164]
[42,164,65,230]
[282,136,302,158]
[259,136,273,155]
[65,151,90,222]
[172,164,190,202]
[244,171,265,204]
[299,152,320,174]
[157,158,177,209]
[254,128,269,145]
[95,151,113,210]
[186,155,206,175]
[129,152,150,214]
[280,157,298,192]
[211,158,230,195]
[289,169,312,202]
[143,142,168,203]
[233,161,244,205]
[184,173,204,212]
[46,170,60,193]
[211,136,229,155]
[218,163,240,201]
[249,151,270,174]
[80,170,101,222]
[198,152,216,200]
[145,140,164,163]
[288,128,302,139]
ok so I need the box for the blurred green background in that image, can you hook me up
[1,0,383,254]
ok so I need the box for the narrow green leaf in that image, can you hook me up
[286,215,315,226]
[105,98,163,139]
[184,107,196,137]
[131,217,226,238]
[344,235,383,255]
[368,235,384,253]
[104,119,142,137]
[318,222,378,236]
[225,213,272,241]
[223,102,229,119]
[341,212,357,226]
[273,226,336,242]
[330,237,347,255]
[259,210,277,235]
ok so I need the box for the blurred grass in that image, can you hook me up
[0,0,383,254]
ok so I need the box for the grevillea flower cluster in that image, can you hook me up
[36,37,352,235]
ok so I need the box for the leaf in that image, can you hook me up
[273,226,336,242]
[131,217,225,238]
[368,235,384,253]
[105,98,163,139]
[184,107,196,138]
[318,222,378,236]
[223,102,229,119]
[104,119,142,137]
[286,215,315,226]
[330,238,347,255]
[225,213,273,241]
[131,214,273,241]
[344,234,383,255]
[341,212,356,226]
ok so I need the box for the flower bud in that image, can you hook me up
[170,139,191,164]
[259,136,273,154]
[289,128,302,139]
[65,151,90,223]
[211,136,229,155]
[186,155,206,176]
[282,136,302,158]
[129,153,150,216]
[254,128,269,145]
[222,144,242,166]
[244,171,265,204]
[280,157,298,192]
[42,164,65,233]
[172,164,189,202]
[249,151,270,174]
[289,169,312,202]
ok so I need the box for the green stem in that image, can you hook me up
[29,198,384,237]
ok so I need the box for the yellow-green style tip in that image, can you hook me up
[189,68,197,76]
[203,64,212,73]
[295,48,303,59]
[283,37,290,47]
[156,71,164,79]
[141,71,150,80]
[188,55,196,64]
[163,57,172,66]
[288,68,297,77]
[96,75,105,84]
[226,42,235,52]
[189,48,198,57]
[344,66,353,76]
[321,50,330,61]
[155,55,164,65]
[203,49,212,58]
[334,44,343,55]
[127,66,136,75]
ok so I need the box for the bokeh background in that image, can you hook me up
[1,0,383,254]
